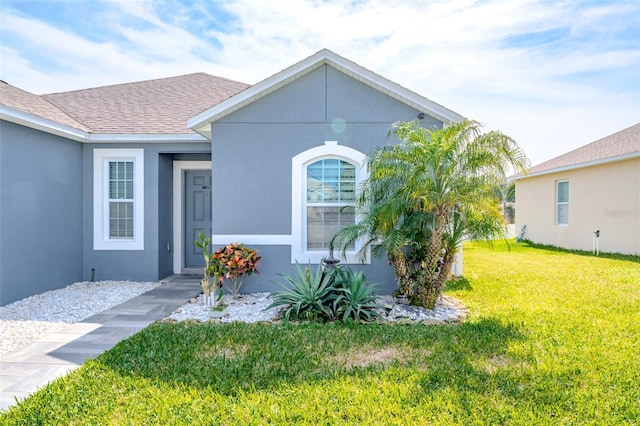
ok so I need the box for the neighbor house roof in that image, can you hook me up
[515,123,640,179]
[189,48,465,138]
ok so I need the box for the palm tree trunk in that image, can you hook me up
[434,252,455,296]
[414,213,446,309]
[391,252,410,295]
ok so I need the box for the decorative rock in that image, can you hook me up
[0,280,160,356]
[166,292,283,323]
[165,293,469,325]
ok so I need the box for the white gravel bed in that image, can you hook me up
[0,280,160,356]
[166,292,283,323]
[165,292,468,325]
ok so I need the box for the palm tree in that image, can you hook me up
[334,119,529,308]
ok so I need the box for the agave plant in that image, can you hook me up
[267,263,338,322]
[332,267,382,322]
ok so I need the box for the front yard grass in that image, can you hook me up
[2,240,639,425]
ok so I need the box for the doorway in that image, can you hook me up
[184,170,212,268]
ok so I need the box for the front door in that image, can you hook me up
[185,170,212,268]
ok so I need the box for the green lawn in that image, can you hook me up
[2,241,639,425]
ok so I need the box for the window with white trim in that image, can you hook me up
[108,161,134,238]
[94,149,144,250]
[306,159,356,250]
[291,141,368,264]
[556,180,569,225]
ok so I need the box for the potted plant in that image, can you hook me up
[213,243,261,299]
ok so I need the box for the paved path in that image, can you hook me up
[0,275,201,412]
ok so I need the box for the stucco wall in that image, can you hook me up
[0,121,84,305]
[82,143,211,283]
[239,245,397,295]
[210,65,443,291]
[515,157,640,255]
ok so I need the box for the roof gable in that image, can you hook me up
[188,49,464,138]
[520,123,640,179]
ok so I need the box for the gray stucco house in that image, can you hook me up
[0,49,464,306]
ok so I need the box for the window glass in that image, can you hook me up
[557,181,569,225]
[108,160,134,238]
[306,159,356,250]
[557,181,569,203]
[557,204,568,225]
[307,206,355,250]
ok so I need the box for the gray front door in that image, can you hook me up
[185,170,212,268]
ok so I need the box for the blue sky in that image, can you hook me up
[1,0,638,165]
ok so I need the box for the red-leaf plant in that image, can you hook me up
[213,243,261,299]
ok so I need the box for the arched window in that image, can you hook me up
[306,159,356,251]
[291,141,368,264]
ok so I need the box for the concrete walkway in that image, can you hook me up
[0,275,201,412]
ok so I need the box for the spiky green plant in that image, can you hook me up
[267,263,338,321]
[332,268,382,322]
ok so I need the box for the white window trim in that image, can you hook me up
[556,180,569,226]
[93,149,144,250]
[172,161,211,273]
[291,141,369,264]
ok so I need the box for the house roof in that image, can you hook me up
[515,123,640,179]
[188,48,465,138]
[1,74,249,141]
[43,73,250,135]
[2,50,462,142]
[0,80,91,133]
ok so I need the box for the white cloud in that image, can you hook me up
[0,0,638,164]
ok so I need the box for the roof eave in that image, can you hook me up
[86,133,209,143]
[512,151,640,181]
[188,49,464,135]
[1,106,209,143]
[1,106,88,142]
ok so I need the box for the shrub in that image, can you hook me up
[213,243,260,299]
[332,268,382,322]
[267,263,338,321]
[268,264,381,323]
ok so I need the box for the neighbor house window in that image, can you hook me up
[94,149,144,250]
[291,141,368,264]
[557,180,569,225]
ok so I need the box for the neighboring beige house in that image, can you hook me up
[513,123,640,256]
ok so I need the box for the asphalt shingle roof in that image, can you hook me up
[528,123,640,175]
[41,73,250,134]
[0,81,90,131]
